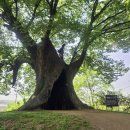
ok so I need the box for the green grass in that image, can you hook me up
[0,111,93,130]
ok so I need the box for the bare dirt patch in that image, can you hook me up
[54,110,130,130]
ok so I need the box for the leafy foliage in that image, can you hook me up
[0,0,130,97]
[74,65,112,106]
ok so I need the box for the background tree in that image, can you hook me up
[74,65,113,107]
[0,0,130,110]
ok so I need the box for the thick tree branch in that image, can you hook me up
[70,42,81,64]
[94,0,113,20]
[73,48,86,67]
[102,26,130,34]
[69,21,93,70]
[52,0,58,15]
[1,0,36,58]
[27,0,42,28]
[94,9,126,29]
[103,21,130,31]
[91,0,99,22]
[69,48,86,78]
[47,0,59,17]
[50,0,54,16]
[102,20,130,34]
[3,23,37,58]
[14,0,18,19]
[45,0,59,38]
[11,58,34,86]
[45,17,54,38]
[72,0,101,68]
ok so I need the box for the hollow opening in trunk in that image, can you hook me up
[43,69,75,110]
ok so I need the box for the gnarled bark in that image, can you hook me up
[43,65,89,110]
[19,37,89,110]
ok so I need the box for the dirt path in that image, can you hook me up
[54,110,130,130]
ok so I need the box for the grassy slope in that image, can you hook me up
[0,111,93,130]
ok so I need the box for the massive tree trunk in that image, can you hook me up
[19,37,89,110]
[0,0,90,111]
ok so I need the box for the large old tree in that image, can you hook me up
[0,0,130,110]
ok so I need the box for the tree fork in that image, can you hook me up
[19,38,89,110]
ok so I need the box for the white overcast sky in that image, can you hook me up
[109,51,130,96]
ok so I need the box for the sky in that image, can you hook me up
[109,51,130,96]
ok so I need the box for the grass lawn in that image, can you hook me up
[0,111,93,130]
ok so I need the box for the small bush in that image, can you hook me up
[6,101,23,111]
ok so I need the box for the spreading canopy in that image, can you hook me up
[0,0,130,109]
